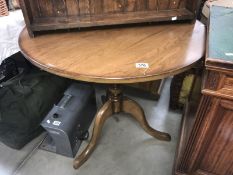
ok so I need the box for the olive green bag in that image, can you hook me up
[0,54,69,149]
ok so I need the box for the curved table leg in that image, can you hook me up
[73,85,171,169]
[73,100,113,169]
[122,97,171,141]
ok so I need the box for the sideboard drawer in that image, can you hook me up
[203,70,233,100]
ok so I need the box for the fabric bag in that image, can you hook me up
[0,52,70,149]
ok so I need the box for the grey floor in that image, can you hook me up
[0,78,182,175]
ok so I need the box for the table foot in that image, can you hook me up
[73,84,171,169]
[73,100,113,169]
[122,97,171,141]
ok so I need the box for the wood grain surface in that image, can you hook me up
[19,20,205,84]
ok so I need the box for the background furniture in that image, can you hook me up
[170,63,203,110]
[127,80,164,100]
[201,0,233,24]
[19,20,205,169]
[174,5,233,175]
[0,0,8,16]
[19,0,202,37]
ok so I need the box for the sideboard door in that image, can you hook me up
[176,96,233,175]
[198,99,233,175]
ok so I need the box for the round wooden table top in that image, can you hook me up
[19,20,205,84]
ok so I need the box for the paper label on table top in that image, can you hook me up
[136,63,149,69]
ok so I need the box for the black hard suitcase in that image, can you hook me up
[41,83,97,157]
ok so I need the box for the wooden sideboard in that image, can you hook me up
[174,5,233,175]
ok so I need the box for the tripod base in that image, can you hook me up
[73,85,171,169]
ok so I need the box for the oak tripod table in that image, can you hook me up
[19,20,205,169]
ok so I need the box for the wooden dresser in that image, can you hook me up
[19,0,201,37]
[174,5,233,175]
